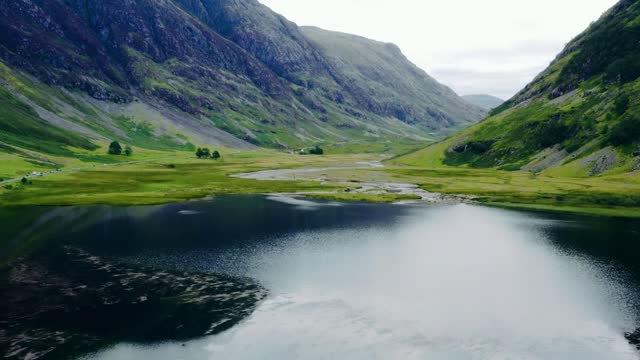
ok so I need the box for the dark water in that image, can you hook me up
[4,195,640,359]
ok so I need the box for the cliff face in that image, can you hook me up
[0,0,286,99]
[0,0,484,155]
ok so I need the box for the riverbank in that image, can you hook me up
[1,149,639,217]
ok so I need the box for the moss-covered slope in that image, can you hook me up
[398,0,640,177]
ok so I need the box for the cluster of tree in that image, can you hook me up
[608,114,640,146]
[196,147,221,159]
[605,56,640,84]
[308,146,324,155]
[614,93,630,115]
[108,141,133,156]
[557,8,640,88]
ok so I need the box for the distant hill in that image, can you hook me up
[0,0,485,159]
[398,0,640,177]
[462,95,504,110]
[301,27,486,131]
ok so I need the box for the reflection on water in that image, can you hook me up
[3,196,640,359]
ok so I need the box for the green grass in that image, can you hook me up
[388,140,450,167]
[2,142,640,218]
[324,140,425,156]
[111,115,195,151]
[0,87,97,156]
[0,153,57,180]
[379,166,640,216]
[0,151,373,206]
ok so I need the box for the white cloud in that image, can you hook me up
[259,0,619,99]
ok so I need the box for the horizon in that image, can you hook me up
[259,0,618,99]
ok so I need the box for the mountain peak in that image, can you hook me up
[0,0,484,157]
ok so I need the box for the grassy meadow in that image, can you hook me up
[0,148,369,206]
[1,140,640,217]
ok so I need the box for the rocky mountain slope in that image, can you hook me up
[400,0,640,177]
[462,95,504,110]
[300,27,485,131]
[0,0,484,159]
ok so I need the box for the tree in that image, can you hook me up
[21,177,28,185]
[614,94,630,115]
[309,146,324,155]
[211,150,221,160]
[124,145,133,157]
[108,141,122,155]
[605,56,640,84]
[608,115,640,146]
[196,147,211,159]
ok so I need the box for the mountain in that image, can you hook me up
[462,95,504,110]
[400,0,640,176]
[0,0,484,159]
[300,27,486,131]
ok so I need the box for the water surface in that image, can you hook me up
[5,196,640,359]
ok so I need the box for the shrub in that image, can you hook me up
[108,141,122,155]
[608,115,640,146]
[535,119,576,148]
[196,147,211,159]
[605,56,640,84]
[614,93,630,115]
[565,143,582,153]
[309,146,324,155]
[124,145,133,156]
[451,140,495,154]
[211,150,221,160]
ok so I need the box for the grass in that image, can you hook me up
[0,153,57,180]
[2,140,640,217]
[0,150,373,206]
[379,166,640,217]
[0,86,97,156]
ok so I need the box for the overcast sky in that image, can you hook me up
[259,0,618,99]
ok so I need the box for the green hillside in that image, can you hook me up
[398,0,640,177]
[0,0,486,169]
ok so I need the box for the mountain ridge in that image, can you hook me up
[300,26,484,130]
[462,95,504,110]
[0,0,484,160]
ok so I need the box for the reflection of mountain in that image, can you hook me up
[1,247,266,359]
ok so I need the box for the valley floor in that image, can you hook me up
[1,148,640,217]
